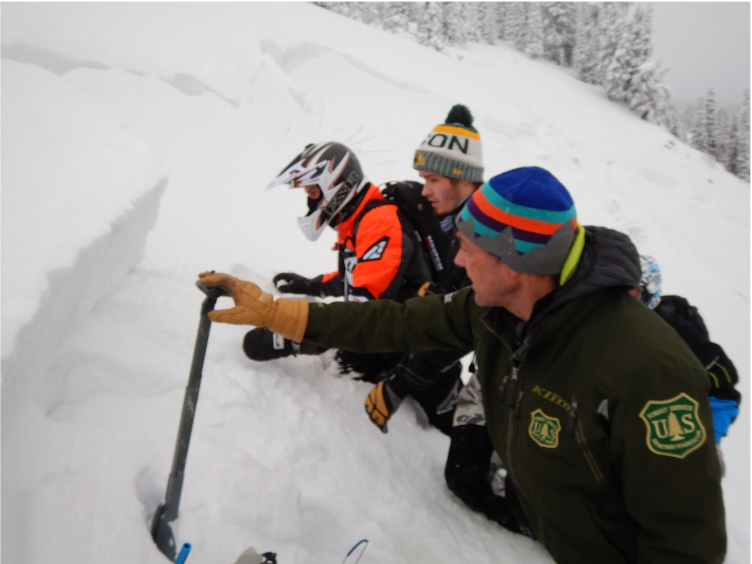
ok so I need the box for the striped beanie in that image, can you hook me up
[456,167,578,275]
[413,104,483,183]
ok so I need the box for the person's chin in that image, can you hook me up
[472,292,489,307]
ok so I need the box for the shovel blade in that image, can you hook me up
[151,503,177,561]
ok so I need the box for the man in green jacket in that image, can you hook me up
[199,166,726,563]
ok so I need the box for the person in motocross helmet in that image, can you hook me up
[243,141,462,431]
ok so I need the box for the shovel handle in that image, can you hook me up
[195,280,223,300]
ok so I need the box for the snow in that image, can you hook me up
[1,3,748,563]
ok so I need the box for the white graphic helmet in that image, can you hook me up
[268,142,368,241]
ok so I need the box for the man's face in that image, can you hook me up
[419,171,466,216]
[303,185,322,200]
[454,231,521,308]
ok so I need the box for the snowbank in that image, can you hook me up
[1,60,167,414]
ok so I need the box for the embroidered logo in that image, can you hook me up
[453,167,464,176]
[413,152,425,167]
[639,393,706,459]
[528,409,561,449]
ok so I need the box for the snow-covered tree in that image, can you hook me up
[442,2,467,46]
[628,60,675,127]
[381,2,411,34]
[690,95,707,152]
[725,113,742,176]
[705,88,721,160]
[480,2,500,45]
[525,3,545,59]
[542,2,576,66]
[509,2,528,51]
[691,88,721,161]
[495,2,511,41]
[461,3,483,44]
[736,90,751,180]
[596,3,629,85]
[572,3,599,84]
[604,4,652,103]
[416,2,445,52]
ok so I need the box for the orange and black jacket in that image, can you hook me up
[317,183,433,303]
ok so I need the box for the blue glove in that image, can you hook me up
[708,397,739,443]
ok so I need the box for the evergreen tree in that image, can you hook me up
[704,87,720,160]
[725,113,741,176]
[442,2,466,46]
[340,3,361,22]
[495,2,510,42]
[628,60,674,126]
[596,3,629,85]
[461,3,483,44]
[572,3,599,84]
[382,2,411,33]
[479,3,500,45]
[510,3,528,51]
[691,95,708,153]
[738,89,751,180]
[525,3,545,59]
[416,2,445,51]
[604,4,652,103]
[543,2,576,66]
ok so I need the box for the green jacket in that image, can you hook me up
[304,227,725,564]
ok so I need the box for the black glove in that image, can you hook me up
[272,272,324,296]
[242,327,325,362]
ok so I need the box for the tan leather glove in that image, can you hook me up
[198,271,308,343]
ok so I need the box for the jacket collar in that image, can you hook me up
[335,183,382,240]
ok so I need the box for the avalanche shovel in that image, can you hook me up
[151,280,222,561]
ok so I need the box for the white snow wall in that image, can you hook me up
[1,60,168,424]
[1,180,166,411]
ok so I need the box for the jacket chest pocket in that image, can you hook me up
[515,391,612,492]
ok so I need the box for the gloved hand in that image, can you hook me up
[198,272,308,342]
[365,379,406,433]
[273,272,324,296]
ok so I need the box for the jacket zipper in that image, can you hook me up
[574,417,607,486]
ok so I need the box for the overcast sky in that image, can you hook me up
[652,2,750,108]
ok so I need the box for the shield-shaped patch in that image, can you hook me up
[528,408,561,448]
[639,393,707,459]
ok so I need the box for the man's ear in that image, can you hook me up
[458,179,476,197]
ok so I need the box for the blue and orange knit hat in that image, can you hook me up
[456,167,578,275]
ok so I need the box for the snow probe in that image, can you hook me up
[151,280,222,561]
[341,539,368,564]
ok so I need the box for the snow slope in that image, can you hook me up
[1,3,748,563]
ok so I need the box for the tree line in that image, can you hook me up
[315,2,750,182]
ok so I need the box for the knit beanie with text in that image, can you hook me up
[413,104,483,183]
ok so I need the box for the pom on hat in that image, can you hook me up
[456,167,578,275]
[413,104,484,183]
[445,104,474,129]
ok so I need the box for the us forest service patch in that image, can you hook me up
[528,409,561,448]
[639,393,707,459]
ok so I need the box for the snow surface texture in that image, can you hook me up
[1,4,748,563]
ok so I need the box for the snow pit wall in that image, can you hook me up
[1,178,167,423]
